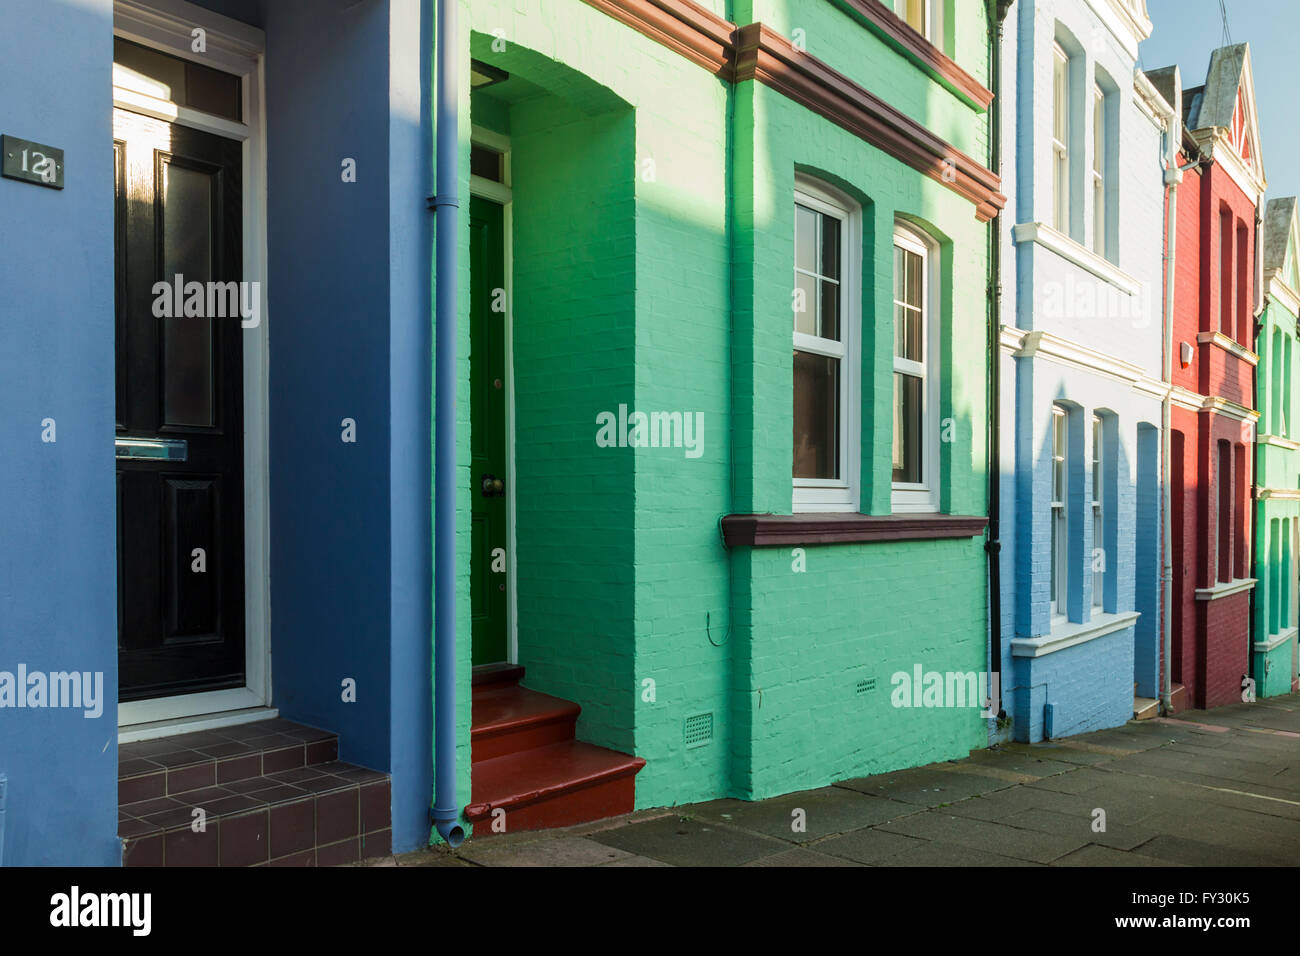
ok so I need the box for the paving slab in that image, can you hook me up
[1025,767,1121,795]
[1001,807,1159,851]
[1050,844,1185,867]
[394,848,479,867]
[741,847,865,867]
[942,785,1099,823]
[874,840,1042,867]
[600,854,673,867]
[876,811,1087,864]
[812,827,930,864]
[1134,834,1290,867]
[835,767,1011,806]
[964,747,1089,777]
[588,815,789,867]
[688,786,913,843]
[456,835,636,867]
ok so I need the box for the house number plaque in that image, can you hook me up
[2,135,64,189]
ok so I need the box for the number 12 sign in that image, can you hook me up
[2,135,64,190]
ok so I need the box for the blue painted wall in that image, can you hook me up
[0,0,120,866]
[998,0,1167,741]
[264,0,395,773]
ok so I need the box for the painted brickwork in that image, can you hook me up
[452,0,996,817]
[1252,198,1300,698]
[1165,44,1264,711]
[997,0,1165,741]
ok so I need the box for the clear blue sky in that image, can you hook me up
[1138,0,1296,203]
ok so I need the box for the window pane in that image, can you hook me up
[1092,419,1101,501]
[470,144,502,182]
[113,37,241,121]
[162,160,215,428]
[1052,411,1066,501]
[900,247,921,307]
[1093,90,1103,174]
[794,271,817,336]
[795,204,817,273]
[820,213,841,281]
[904,0,926,34]
[794,351,840,480]
[1050,510,1058,607]
[819,278,840,341]
[1053,53,1067,143]
[893,372,922,483]
[895,305,922,362]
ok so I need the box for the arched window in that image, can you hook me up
[793,176,860,512]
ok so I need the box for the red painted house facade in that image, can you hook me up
[1163,45,1266,710]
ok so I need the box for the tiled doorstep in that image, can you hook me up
[119,718,339,802]
[121,770,391,867]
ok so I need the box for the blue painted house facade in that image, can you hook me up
[1,0,435,865]
[996,0,1173,741]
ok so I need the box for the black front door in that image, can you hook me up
[114,107,246,701]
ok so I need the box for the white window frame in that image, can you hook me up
[1091,415,1104,609]
[1052,43,1071,234]
[793,178,860,513]
[1051,405,1069,624]
[1091,84,1106,258]
[891,225,941,513]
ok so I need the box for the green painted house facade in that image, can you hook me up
[439,0,1005,838]
[1253,197,1300,699]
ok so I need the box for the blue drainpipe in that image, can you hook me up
[429,0,465,848]
[0,774,7,864]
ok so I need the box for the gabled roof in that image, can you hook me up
[1143,65,1181,117]
[1263,199,1300,317]
[1181,43,1266,196]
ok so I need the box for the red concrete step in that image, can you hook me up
[472,662,526,687]
[471,682,581,762]
[465,740,646,833]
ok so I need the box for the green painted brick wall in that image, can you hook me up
[1253,295,1299,699]
[448,0,994,817]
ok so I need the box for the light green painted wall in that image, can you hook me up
[1254,294,1299,699]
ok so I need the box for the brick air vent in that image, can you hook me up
[684,712,713,748]
[856,678,876,695]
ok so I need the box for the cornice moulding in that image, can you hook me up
[576,0,1005,222]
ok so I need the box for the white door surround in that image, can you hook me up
[113,0,273,733]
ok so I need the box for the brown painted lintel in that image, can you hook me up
[721,513,989,547]
[576,0,1006,222]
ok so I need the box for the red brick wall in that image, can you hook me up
[1200,590,1251,708]
[1167,146,1259,712]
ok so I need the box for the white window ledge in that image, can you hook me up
[1259,434,1300,451]
[1254,627,1298,654]
[1195,578,1257,601]
[1196,331,1259,367]
[1011,610,1141,659]
[1011,221,1141,295]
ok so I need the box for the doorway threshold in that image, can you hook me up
[119,706,280,744]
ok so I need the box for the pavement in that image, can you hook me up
[368,693,1300,867]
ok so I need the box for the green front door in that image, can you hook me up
[470,195,509,666]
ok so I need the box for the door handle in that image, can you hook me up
[115,437,188,461]
[480,473,505,497]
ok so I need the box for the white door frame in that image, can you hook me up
[470,125,518,665]
[113,0,273,731]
